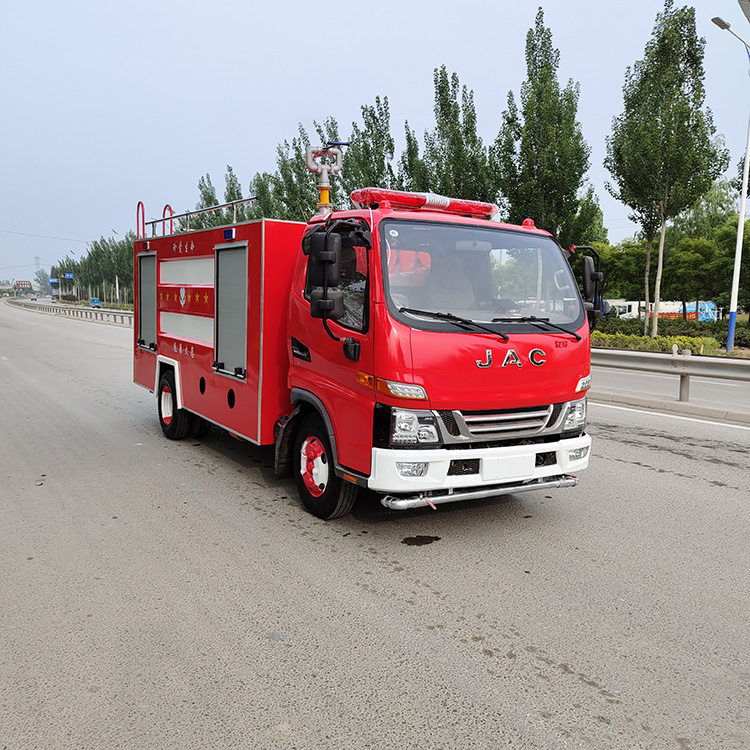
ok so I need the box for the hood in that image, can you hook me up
[408,329,589,410]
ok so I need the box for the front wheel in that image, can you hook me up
[157,371,192,439]
[293,414,357,520]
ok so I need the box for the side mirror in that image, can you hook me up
[581,254,603,303]
[309,288,343,319]
[305,231,341,288]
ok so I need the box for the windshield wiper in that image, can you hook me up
[400,307,510,341]
[491,315,582,341]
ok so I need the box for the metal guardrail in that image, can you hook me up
[6,298,747,403]
[6,299,133,327]
[591,347,750,402]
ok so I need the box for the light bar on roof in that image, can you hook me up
[350,188,498,219]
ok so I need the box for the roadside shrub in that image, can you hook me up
[591,331,721,355]
[733,327,750,348]
[598,317,730,345]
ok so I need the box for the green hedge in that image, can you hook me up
[591,331,722,354]
[598,317,750,348]
[732,326,750,348]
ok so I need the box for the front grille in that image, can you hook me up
[546,403,564,428]
[458,405,553,438]
[438,410,461,436]
[448,458,480,476]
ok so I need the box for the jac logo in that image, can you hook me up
[476,348,547,368]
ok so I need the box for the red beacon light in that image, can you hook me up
[350,187,498,219]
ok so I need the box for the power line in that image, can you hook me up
[0,229,87,243]
[0,263,37,271]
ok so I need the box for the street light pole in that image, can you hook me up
[713,15,750,352]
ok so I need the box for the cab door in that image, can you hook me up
[288,239,376,477]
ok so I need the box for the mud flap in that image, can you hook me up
[274,407,303,479]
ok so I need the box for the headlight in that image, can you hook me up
[563,398,587,431]
[576,375,591,392]
[391,409,440,445]
[377,379,428,400]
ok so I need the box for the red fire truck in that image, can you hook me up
[134,150,601,519]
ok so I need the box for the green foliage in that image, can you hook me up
[668,176,736,243]
[341,96,396,196]
[662,237,718,304]
[713,218,750,315]
[34,267,52,293]
[246,171,284,220]
[492,8,595,247]
[397,122,431,192]
[271,124,320,220]
[604,1,729,337]
[598,315,750,348]
[423,66,494,202]
[395,67,495,204]
[605,3,728,224]
[51,232,135,304]
[591,330,721,354]
[184,173,223,229]
[600,239,651,301]
[733,326,750,348]
[255,119,344,221]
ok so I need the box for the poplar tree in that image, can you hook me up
[492,8,594,247]
[341,96,396,197]
[423,66,493,202]
[605,0,728,336]
[397,123,431,193]
[397,66,492,202]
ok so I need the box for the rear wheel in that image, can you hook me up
[293,414,357,519]
[189,416,211,439]
[157,371,192,439]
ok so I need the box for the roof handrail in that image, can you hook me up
[136,201,146,239]
[162,204,174,236]
[143,197,258,236]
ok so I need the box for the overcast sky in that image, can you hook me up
[1,0,749,281]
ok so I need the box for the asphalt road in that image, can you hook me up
[1,302,748,749]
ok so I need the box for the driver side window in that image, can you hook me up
[337,244,368,331]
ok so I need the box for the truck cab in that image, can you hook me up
[283,188,594,518]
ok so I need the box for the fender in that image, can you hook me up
[155,356,183,408]
[281,389,368,486]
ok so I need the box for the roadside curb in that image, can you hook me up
[588,388,750,426]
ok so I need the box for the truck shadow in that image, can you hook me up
[190,427,530,529]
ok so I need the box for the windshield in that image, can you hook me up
[381,219,585,334]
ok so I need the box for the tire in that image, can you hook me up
[157,371,193,440]
[189,416,211,439]
[293,414,358,520]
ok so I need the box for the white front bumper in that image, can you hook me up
[367,434,591,494]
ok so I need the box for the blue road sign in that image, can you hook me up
[49,278,58,283]
[63,273,74,279]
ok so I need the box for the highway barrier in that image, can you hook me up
[7,299,748,404]
[6,298,133,327]
[591,347,750,402]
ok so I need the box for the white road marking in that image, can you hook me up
[589,402,750,431]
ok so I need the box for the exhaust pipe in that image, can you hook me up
[380,475,579,511]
